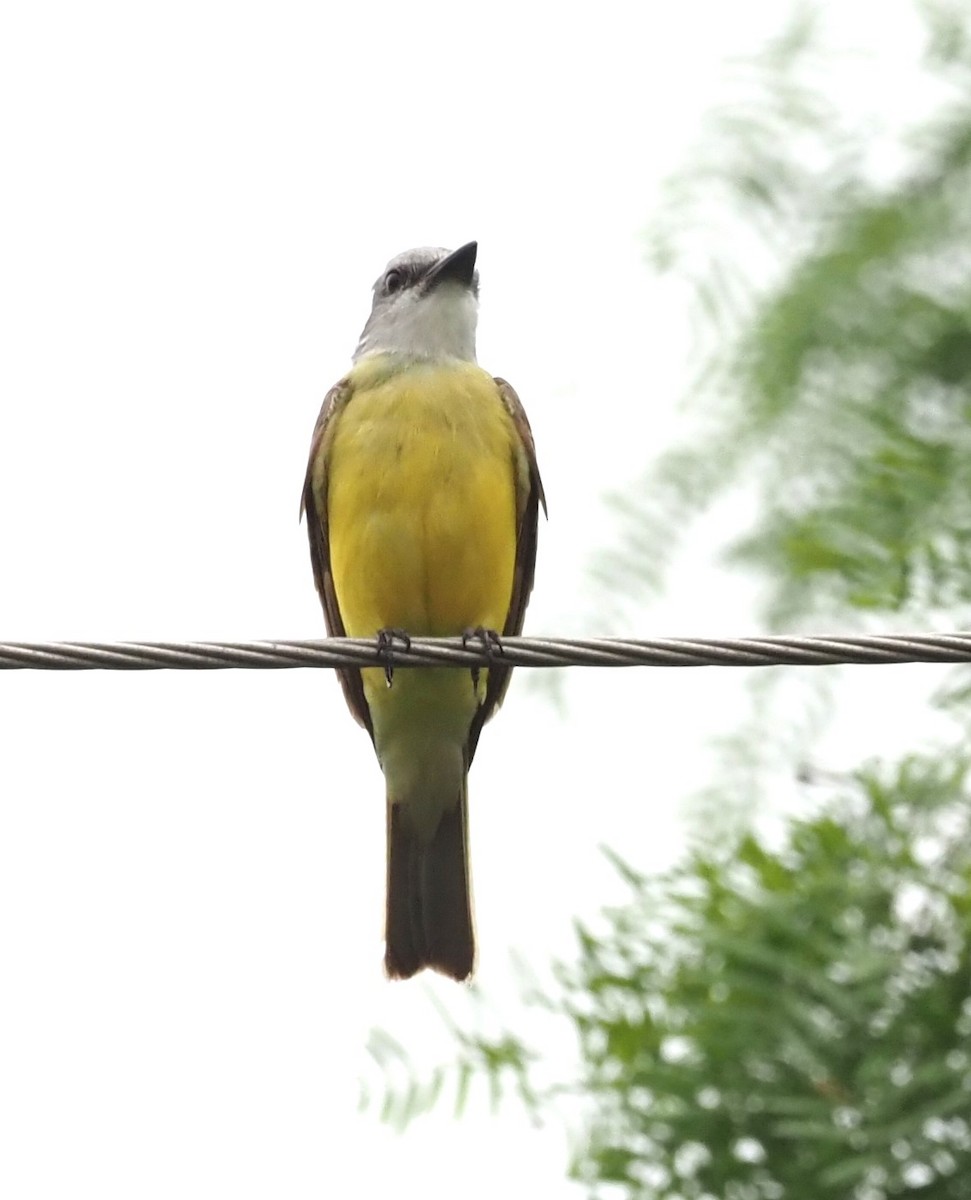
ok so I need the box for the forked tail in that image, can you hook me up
[384,783,474,981]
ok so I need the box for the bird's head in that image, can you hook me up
[354,241,479,363]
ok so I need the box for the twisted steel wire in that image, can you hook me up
[0,632,969,670]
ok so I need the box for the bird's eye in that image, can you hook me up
[384,269,404,294]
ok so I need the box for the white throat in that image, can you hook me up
[355,284,478,363]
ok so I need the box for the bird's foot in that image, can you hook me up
[462,626,503,692]
[376,628,411,686]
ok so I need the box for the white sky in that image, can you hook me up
[0,2,953,1197]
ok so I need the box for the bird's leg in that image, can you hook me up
[461,626,504,693]
[376,628,412,687]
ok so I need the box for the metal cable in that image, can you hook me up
[0,632,969,670]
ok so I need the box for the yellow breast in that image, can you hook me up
[325,356,520,641]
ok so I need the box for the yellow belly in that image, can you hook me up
[326,357,519,642]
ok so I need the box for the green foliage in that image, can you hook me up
[370,759,971,1199]
[362,995,545,1133]
[563,759,971,1198]
[596,3,971,629]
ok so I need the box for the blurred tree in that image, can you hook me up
[366,4,971,1197]
[368,757,971,1197]
[595,0,971,632]
[557,759,971,1198]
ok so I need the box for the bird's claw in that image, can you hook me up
[376,628,411,686]
[462,626,503,693]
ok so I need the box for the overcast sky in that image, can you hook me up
[0,2,951,1197]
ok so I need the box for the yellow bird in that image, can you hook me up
[302,242,545,981]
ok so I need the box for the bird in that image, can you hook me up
[301,242,544,981]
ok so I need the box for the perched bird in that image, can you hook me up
[302,242,544,981]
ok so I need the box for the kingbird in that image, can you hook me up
[302,242,544,981]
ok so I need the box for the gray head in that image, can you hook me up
[353,242,480,363]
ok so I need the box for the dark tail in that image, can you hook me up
[384,785,474,981]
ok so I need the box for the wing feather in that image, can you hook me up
[301,379,374,738]
[467,377,545,762]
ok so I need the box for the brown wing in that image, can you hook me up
[467,377,546,762]
[301,378,374,739]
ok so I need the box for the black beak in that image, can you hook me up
[425,241,478,291]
